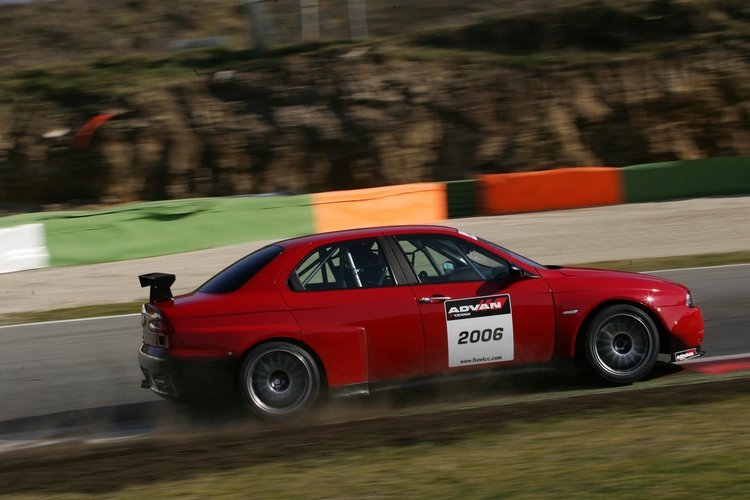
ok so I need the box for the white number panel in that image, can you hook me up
[445,294,514,367]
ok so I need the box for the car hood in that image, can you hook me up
[555,266,640,278]
[549,266,686,289]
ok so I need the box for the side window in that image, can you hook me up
[395,235,509,284]
[199,244,283,294]
[292,238,395,291]
[395,239,441,281]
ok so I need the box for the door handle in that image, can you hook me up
[418,296,452,304]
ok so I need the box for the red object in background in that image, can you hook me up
[137,225,705,419]
[73,113,115,148]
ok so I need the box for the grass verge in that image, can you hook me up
[1,250,748,326]
[580,249,750,272]
[2,376,749,497]
[0,302,144,326]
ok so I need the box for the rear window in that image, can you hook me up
[199,245,283,294]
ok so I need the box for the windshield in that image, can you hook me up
[478,237,544,270]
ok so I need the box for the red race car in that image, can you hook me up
[138,225,704,419]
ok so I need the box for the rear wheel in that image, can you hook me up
[239,342,321,420]
[581,305,660,384]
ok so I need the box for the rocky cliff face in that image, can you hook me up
[2,24,750,208]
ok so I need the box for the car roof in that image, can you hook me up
[276,225,462,250]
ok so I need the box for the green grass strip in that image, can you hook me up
[579,250,750,272]
[0,302,144,326]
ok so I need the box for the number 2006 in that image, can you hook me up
[457,328,504,344]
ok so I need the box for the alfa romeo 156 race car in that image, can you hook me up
[138,225,704,419]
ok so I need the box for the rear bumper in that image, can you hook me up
[138,344,236,401]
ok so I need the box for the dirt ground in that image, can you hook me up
[1,196,748,315]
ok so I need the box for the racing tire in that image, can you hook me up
[581,305,660,384]
[239,342,321,420]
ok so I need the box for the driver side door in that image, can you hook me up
[388,233,556,374]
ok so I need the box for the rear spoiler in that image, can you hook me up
[138,273,176,303]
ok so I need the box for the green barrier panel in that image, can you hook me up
[622,157,750,203]
[0,196,314,266]
[446,179,479,218]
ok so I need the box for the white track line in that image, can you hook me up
[648,262,750,274]
[0,313,139,329]
[679,352,750,364]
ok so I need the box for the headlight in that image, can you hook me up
[686,293,696,308]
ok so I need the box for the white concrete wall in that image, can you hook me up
[0,223,50,274]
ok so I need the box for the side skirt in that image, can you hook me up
[328,364,555,399]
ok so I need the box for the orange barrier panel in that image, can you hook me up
[480,167,624,215]
[312,183,448,233]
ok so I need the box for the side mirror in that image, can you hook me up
[507,265,540,280]
[508,265,525,280]
[492,264,540,282]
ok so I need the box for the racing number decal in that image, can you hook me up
[445,294,514,367]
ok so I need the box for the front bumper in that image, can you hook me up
[672,346,705,362]
[138,344,236,401]
[659,305,705,353]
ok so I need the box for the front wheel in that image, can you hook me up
[581,305,660,384]
[239,342,321,420]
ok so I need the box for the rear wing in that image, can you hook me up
[138,273,176,303]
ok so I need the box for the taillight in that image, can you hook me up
[141,304,173,348]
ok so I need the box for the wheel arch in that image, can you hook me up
[235,337,329,392]
[573,299,669,359]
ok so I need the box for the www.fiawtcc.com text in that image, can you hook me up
[460,355,503,364]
